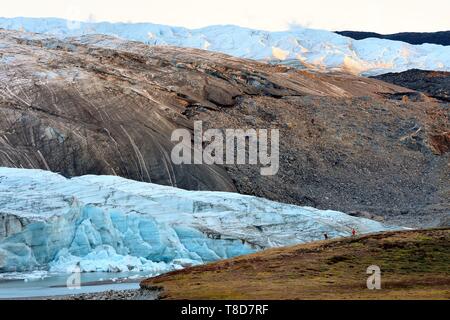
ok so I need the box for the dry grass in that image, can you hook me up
[141,228,450,300]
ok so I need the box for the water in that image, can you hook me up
[0,272,147,299]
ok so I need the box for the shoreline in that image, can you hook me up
[49,277,147,288]
[2,288,159,300]
[0,276,151,300]
[45,288,160,300]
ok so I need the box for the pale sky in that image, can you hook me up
[1,0,449,34]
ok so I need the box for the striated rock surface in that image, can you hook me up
[0,29,449,226]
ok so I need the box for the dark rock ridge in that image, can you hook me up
[0,30,448,226]
[336,31,450,46]
[372,69,450,102]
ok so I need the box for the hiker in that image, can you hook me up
[352,228,356,236]
[324,233,328,240]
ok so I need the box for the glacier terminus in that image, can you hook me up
[0,167,401,277]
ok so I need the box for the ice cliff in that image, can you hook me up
[0,168,400,274]
[0,17,449,75]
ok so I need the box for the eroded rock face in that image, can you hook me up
[0,30,407,187]
[429,133,450,155]
[0,30,449,226]
[0,31,243,191]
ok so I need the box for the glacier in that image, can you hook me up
[0,17,449,75]
[0,167,401,275]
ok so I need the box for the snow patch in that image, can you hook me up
[272,47,289,60]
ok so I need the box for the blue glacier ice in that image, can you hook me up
[0,167,401,275]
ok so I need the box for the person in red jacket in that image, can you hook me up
[352,228,357,236]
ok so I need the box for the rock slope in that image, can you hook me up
[0,29,449,226]
[372,69,450,102]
